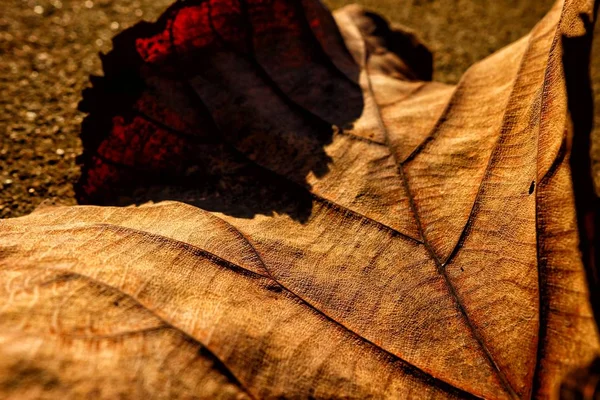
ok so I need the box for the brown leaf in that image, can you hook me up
[1,0,599,398]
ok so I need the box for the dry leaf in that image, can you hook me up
[1,0,599,398]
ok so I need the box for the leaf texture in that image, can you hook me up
[1,0,599,398]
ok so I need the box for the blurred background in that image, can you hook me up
[1,0,597,218]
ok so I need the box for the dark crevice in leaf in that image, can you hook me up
[564,9,600,328]
[550,7,600,397]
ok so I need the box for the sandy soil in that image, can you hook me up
[1,0,596,219]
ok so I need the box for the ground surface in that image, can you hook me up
[2,0,597,218]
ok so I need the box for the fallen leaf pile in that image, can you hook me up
[1,0,599,398]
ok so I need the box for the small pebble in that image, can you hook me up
[28,188,36,194]
[4,179,13,186]
[55,148,65,156]
[33,5,44,15]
